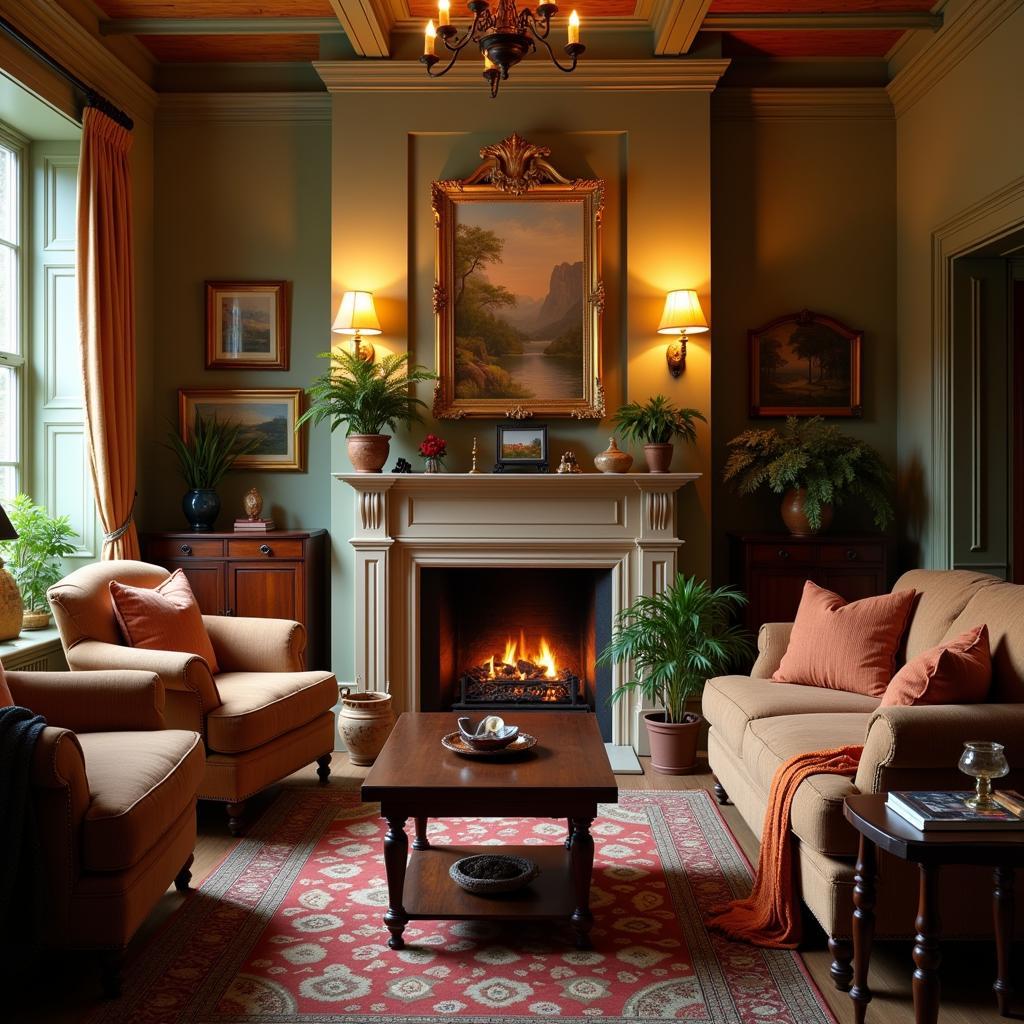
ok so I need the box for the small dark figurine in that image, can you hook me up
[391,457,413,474]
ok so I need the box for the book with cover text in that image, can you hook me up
[886,790,1024,831]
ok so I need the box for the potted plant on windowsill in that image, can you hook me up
[598,574,752,775]
[297,349,437,474]
[166,414,258,532]
[722,416,894,536]
[611,395,706,473]
[0,493,78,630]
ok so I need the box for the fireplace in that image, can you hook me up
[419,567,613,739]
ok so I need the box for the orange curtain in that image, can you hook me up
[77,107,139,560]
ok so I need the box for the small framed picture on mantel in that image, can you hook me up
[205,281,290,370]
[494,423,549,473]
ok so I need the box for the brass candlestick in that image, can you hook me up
[469,436,482,474]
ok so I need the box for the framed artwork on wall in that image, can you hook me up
[494,422,549,472]
[178,388,305,471]
[205,281,290,370]
[431,134,605,421]
[749,309,862,417]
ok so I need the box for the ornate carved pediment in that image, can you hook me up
[462,133,580,196]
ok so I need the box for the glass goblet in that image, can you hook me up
[958,741,1009,809]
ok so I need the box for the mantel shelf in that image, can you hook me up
[333,472,701,494]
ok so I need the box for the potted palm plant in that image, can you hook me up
[722,416,894,536]
[297,349,437,473]
[611,395,706,473]
[598,574,751,775]
[166,414,258,532]
[0,494,78,629]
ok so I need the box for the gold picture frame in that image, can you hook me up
[431,134,605,421]
[178,388,305,472]
[205,281,290,370]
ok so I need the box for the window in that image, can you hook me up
[0,125,25,501]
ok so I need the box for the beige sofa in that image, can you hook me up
[704,569,1024,989]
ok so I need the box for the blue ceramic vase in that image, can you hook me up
[182,488,220,532]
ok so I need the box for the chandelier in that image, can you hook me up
[421,0,584,98]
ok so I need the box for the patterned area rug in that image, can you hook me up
[93,787,836,1023]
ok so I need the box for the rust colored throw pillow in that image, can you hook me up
[109,569,219,673]
[881,625,991,707]
[773,581,916,697]
[0,663,12,707]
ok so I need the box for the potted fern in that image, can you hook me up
[723,416,894,536]
[611,395,706,473]
[598,575,751,775]
[166,414,258,531]
[0,494,78,629]
[297,349,437,473]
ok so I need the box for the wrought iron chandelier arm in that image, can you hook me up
[532,30,581,73]
[424,46,464,77]
[441,13,484,52]
[522,9,554,40]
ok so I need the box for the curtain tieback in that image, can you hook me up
[103,492,137,544]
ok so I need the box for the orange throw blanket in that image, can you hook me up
[708,745,864,948]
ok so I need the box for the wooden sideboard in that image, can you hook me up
[141,530,328,670]
[730,532,895,632]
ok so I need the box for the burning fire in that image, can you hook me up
[485,629,559,680]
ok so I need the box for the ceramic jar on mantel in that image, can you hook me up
[594,438,633,474]
[338,688,395,766]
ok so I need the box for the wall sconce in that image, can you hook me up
[333,290,382,362]
[658,289,708,377]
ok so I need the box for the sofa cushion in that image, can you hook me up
[882,625,991,707]
[703,675,880,756]
[206,671,338,754]
[944,582,1024,702]
[0,662,11,707]
[78,729,204,873]
[743,713,872,858]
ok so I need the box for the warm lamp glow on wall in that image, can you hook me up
[333,291,382,362]
[658,289,708,377]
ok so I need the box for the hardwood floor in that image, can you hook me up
[14,755,1014,1024]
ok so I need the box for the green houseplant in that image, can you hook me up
[0,493,78,628]
[598,574,752,774]
[611,395,706,473]
[723,416,894,536]
[165,414,258,532]
[297,349,437,473]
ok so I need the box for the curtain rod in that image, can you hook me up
[0,16,134,132]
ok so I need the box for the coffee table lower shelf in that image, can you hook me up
[403,845,577,921]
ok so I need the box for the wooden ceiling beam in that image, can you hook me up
[327,0,395,57]
[701,12,943,32]
[652,0,713,56]
[100,17,341,35]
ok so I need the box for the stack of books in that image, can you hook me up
[887,789,1024,831]
[234,518,276,533]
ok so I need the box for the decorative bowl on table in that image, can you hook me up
[457,715,520,751]
[441,731,538,758]
[449,854,540,896]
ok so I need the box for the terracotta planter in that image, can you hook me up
[643,443,674,474]
[22,609,52,630]
[594,438,633,474]
[780,487,833,537]
[643,710,702,775]
[338,689,395,766]
[347,434,391,474]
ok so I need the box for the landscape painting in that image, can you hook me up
[749,311,862,417]
[178,388,304,471]
[205,281,289,370]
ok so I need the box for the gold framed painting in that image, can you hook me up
[205,281,290,370]
[431,134,605,421]
[178,388,305,472]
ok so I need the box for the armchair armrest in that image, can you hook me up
[750,622,794,678]
[7,670,165,733]
[202,615,306,672]
[855,704,1024,794]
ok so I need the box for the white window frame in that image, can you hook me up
[0,121,27,499]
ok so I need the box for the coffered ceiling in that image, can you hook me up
[90,0,943,63]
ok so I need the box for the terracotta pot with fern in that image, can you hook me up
[611,395,706,474]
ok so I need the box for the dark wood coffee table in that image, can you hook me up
[361,711,618,951]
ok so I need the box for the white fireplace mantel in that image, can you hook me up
[334,472,700,749]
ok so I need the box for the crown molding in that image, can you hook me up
[887,0,1024,117]
[0,0,157,123]
[156,92,331,126]
[712,87,894,120]
[314,58,730,91]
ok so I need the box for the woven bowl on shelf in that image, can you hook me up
[448,854,540,896]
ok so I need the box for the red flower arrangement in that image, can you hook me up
[418,434,447,461]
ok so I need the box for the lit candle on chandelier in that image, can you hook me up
[438,0,450,26]
[568,9,580,44]
[425,19,436,54]
[483,53,496,71]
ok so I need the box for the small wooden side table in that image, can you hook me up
[844,793,1023,1024]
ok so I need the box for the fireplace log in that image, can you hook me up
[516,659,539,677]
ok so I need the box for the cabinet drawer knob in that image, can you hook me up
[846,549,859,561]
[259,544,272,556]
[777,549,790,560]
[180,543,192,555]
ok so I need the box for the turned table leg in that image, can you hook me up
[413,816,430,851]
[912,863,942,1024]
[569,816,595,949]
[383,815,409,950]
[993,864,1015,1017]
[850,835,877,1023]
[565,817,576,850]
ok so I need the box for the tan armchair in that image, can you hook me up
[8,668,203,996]
[48,560,338,833]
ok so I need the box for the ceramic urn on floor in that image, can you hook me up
[338,688,395,766]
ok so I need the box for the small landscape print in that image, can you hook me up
[500,428,545,461]
[205,282,289,370]
[749,310,862,417]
